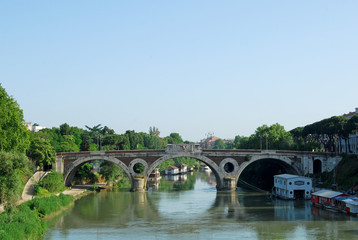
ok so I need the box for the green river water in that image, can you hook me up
[44,171,358,240]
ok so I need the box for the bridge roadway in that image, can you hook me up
[55,144,341,191]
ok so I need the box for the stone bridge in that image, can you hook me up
[55,144,342,191]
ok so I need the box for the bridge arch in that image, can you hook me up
[63,155,132,187]
[146,153,225,190]
[236,155,302,188]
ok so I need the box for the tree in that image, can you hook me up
[0,152,32,207]
[101,126,115,135]
[100,161,126,184]
[213,139,225,149]
[28,134,56,167]
[0,84,30,153]
[125,130,143,150]
[236,124,293,150]
[149,126,160,137]
[59,135,80,152]
[75,162,96,182]
[165,133,184,144]
[85,124,103,133]
[60,123,72,136]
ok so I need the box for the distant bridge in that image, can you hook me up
[55,144,342,191]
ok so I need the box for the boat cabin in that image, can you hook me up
[343,197,358,214]
[165,166,179,175]
[311,189,348,207]
[173,163,188,174]
[273,174,312,200]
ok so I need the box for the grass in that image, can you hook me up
[0,194,74,240]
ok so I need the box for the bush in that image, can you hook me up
[0,194,75,239]
[35,171,65,195]
[0,204,47,240]
[27,194,74,217]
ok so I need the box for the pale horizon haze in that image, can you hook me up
[1,1,357,142]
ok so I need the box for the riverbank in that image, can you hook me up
[0,185,94,240]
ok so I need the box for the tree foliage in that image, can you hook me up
[235,123,294,150]
[99,161,128,184]
[35,171,65,195]
[28,134,56,167]
[0,152,32,207]
[0,84,30,153]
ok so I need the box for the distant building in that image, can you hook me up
[199,136,220,149]
[339,108,358,153]
[23,121,46,132]
[341,108,358,119]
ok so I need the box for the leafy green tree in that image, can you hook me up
[0,152,32,207]
[165,133,184,144]
[125,130,143,149]
[101,126,115,135]
[60,123,72,136]
[213,139,225,149]
[59,135,80,152]
[28,134,56,167]
[0,84,30,153]
[36,127,63,152]
[75,162,96,182]
[236,124,293,150]
[99,161,126,184]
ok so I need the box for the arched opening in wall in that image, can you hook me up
[133,163,145,174]
[148,157,217,191]
[238,158,298,191]
[313,159,322,174]
[66,159,130,189]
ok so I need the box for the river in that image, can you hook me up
[44,171,358,240]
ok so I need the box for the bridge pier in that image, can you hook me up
[131,177,146,192]
[217,177,237,191]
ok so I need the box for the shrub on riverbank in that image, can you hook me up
[26,194,74,217]
[0,194,74,240]
[35,171,66,196]
[0,152,33,208]
[0,204,46,240]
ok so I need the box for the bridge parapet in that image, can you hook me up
[165,144,202,154]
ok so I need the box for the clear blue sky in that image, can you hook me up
[1,1,357,142]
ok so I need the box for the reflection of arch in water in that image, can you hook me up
[63,155,132,187]
[55,192,160,229]
[147,153,224,189]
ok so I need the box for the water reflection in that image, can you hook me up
[44,171,358,240]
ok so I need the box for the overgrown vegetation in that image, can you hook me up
[317,154,358,191]
[0,152,33,208]
[0,194,74,240]
[35,171,66,196]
